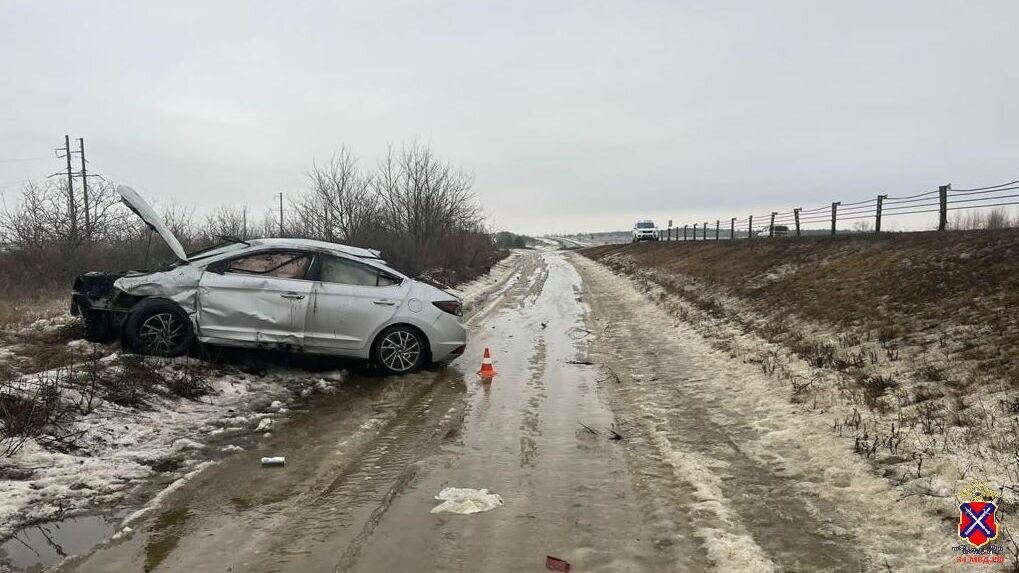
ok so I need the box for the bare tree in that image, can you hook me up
[294,148,378,243]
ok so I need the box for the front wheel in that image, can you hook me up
[372,326,427,375]
[123,299,194,357]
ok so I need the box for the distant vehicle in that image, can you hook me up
[632,220,659,242]
[70,186,467,375]
[773,225,790,236]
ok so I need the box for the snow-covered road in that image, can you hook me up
[23,247,953,572]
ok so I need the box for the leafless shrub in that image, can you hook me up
[914,363,944,383]
[917,402,946,436]
[103,356,160,406]
[164,359,213,399]
[0,369,80,457]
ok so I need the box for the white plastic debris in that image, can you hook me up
[430,487,504,514]
[256,418,273,431]
[261,457,285,466]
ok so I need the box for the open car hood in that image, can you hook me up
[116,185,188,262]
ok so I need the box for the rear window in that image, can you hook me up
[321,256,399,287]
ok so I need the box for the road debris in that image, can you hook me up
[578,423,599,436]
[545,555,571,572]
[260,457,286,467]
[565,359,594,365]
[429,487,504,514]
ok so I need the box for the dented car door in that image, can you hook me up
[197,251,314,348]
[304,255,407,352]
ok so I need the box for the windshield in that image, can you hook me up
[186,241,249,262]
[636,222,655,229]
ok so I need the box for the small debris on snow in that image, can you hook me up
[221,445,244,453]
[430,487,504,514]
[111,526,133,540]
[268,400,285,411]
[172,438,206,452]
[261,457,285,467]
[255,418,273,432]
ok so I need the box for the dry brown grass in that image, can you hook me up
[583,228,1019,387]
[0,291,67,329]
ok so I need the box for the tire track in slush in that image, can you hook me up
[574,253,905,572]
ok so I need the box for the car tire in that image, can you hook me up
[372,325,428,375]
[123,299,194,357]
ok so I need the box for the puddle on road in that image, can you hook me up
[143,507,192,572]
[0,515,118,572]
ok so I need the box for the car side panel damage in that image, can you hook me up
[196,273,310,349]
[115,266,204,314]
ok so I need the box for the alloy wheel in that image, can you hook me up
[138,312,187,354]
[379,330,421,373]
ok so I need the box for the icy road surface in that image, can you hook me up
[51,248,946,572]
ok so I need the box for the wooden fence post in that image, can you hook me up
[683,225,687,241]
[715,220,720,240]
[730,218,736,240]
[794,208,801,236]
[938,185,950,231]
[831,202,840,235]
[769,212,777,237]
[693,223,697,240]
[702,222,708,240]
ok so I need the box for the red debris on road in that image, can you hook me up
[545,555,571,572]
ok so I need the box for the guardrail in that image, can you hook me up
[663,179,1019,240]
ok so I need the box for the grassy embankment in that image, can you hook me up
[582,230,1019,548]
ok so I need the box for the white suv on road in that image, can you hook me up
[632,220,659,242]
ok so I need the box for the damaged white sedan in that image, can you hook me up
[71,186,467,374]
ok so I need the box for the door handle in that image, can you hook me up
[281,292,306,300]
[372,299,396,306]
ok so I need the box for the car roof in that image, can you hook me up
[246,238,383,260]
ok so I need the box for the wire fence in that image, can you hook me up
[663,180,1019,241]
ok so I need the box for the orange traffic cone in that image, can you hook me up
[477,347,497,377]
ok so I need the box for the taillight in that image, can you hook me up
[432,300,463,317]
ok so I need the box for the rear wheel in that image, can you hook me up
[123,299,194,357]
[372,326,427,375]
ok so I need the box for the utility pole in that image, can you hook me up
[730,218,735,240]
[276,192,284,237]
[59,135,77,240]
[938,185,950,231]
[769,212,777,238]
[831,202,840,235]
[78,138,90,237]
[875,195,887,233]
[748,215,753,239]
[794,208,801,237]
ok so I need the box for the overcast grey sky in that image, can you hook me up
[1,1,1016,234]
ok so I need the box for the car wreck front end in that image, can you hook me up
[71,265,203,342]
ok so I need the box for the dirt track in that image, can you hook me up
[46,247,951,572]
